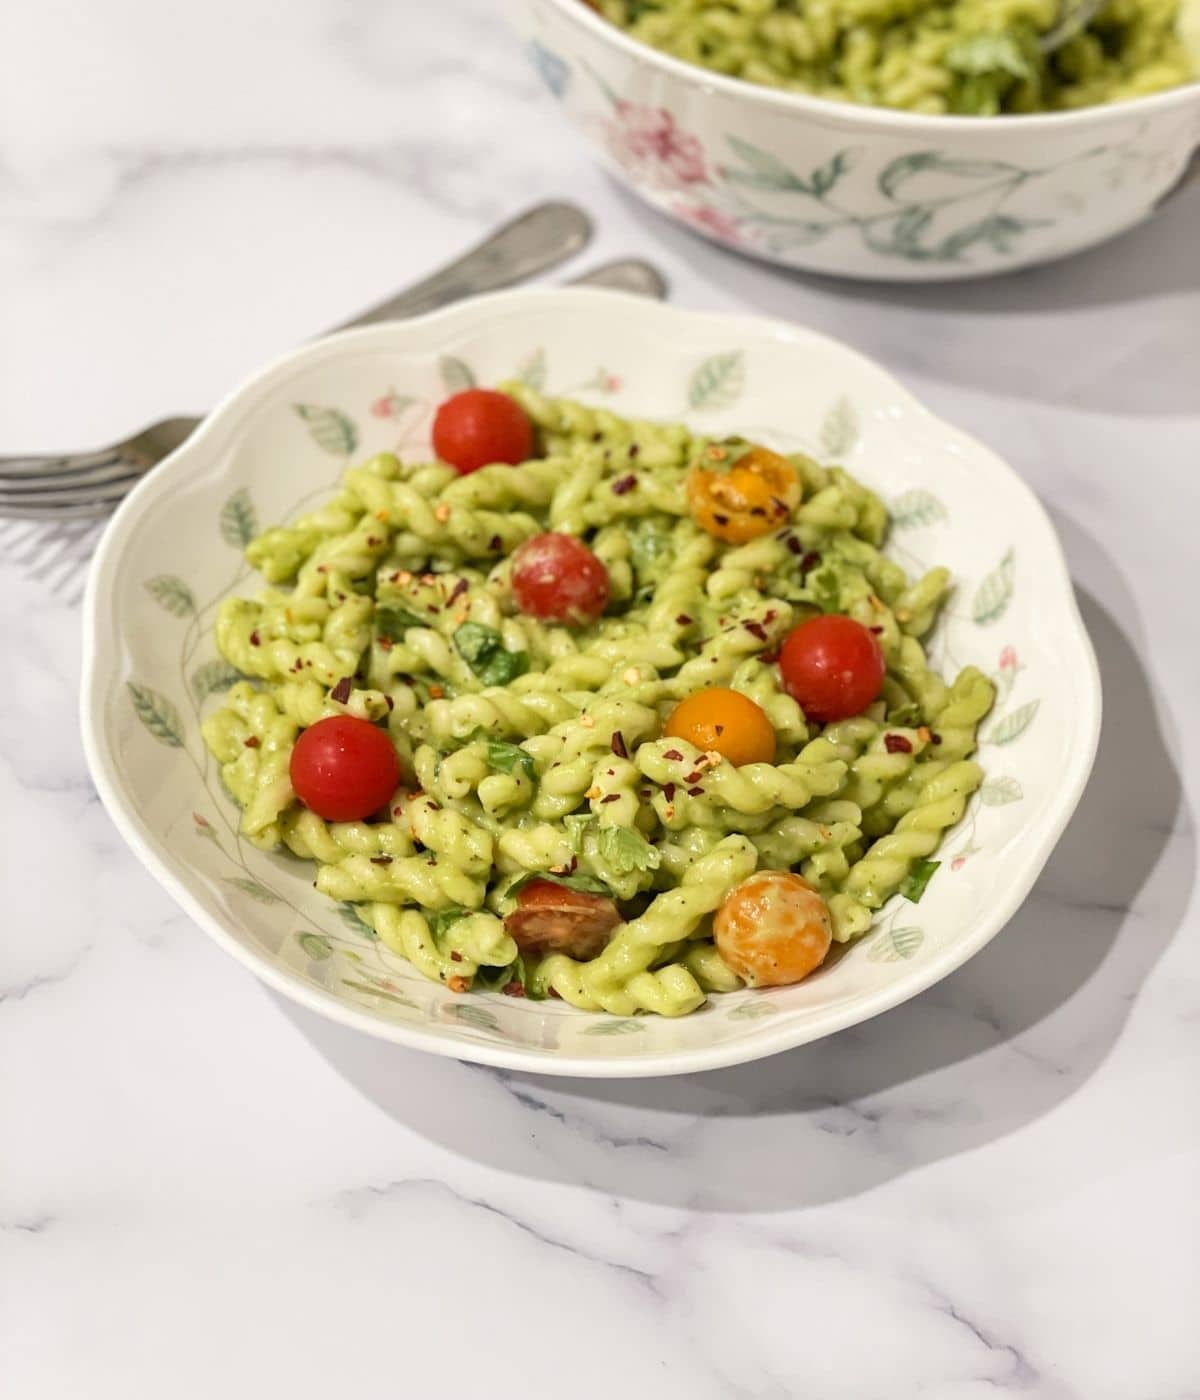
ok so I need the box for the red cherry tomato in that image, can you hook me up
[778,614,885,724]
[289,715,401,822]
[504,880,622,958]
[432,388,533,476]
[511,532,610,625]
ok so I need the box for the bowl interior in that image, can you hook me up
[82,290,1099,1075]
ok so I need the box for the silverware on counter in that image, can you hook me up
[1,203,667,521]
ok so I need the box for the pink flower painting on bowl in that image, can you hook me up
[606,103,707,190]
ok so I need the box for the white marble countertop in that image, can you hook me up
[3,3,1199,1395]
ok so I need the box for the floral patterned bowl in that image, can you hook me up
[81,289,1100,1075]
[515,0,1200,280]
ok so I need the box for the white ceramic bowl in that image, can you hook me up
[81,289,1100,1076]
[514,0,1200,280]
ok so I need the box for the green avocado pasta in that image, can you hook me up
[591,0,1195,115]
[202,384,994,1017]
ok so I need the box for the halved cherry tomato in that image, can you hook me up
[511,532,610,625]
[289,715,401,822]
[687,444,801,543]
[432,388,533,476]
[664,688,776,766]
[714,871,832,987]
[504,880,621,958]
[777,614,885,724]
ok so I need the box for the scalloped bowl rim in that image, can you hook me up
[80,288,1101,1077]
[543,0,1200,133]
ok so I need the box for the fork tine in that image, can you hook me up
[0,475,140,511]
[0,456,142,491]
[0,447,124,478]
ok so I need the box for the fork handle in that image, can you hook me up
[331,202,592,331]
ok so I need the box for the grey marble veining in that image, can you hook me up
[2,2,1199,1396]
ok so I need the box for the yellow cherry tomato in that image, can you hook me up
[714,871,832,987]
[664,688,776,767]
[686,444,801,544]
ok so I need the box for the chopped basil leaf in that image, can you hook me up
[946,32,1033,81]
[483,737,536,782]
[427,906,470,939]
[473,959,517,992]
[900,858,940,904]
[375,605,428,642]
[453,622,530,687]
[563,813,595,851]
[596,826,661,875]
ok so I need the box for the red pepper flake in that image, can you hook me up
[611,731,628,759]
[426,800,441,811]
[760,648,779,664]
[377,636,394,651]
[785,536,802,556]
[502,981,526,997]
[449,950,462,962]
[448,578,469,604]
[249,629,261,646]
[600,793,621,804]
[884,733,914,754]
[931,732,943,746]
[770,496,788,514]
[663,782,676,802]
[764,610,777,624]
[684,770,703,784]
[713,513,729,526]
[243,736,260,748]
[447,975,469,993]
[567,855,578,874]
[714,724,725,736]
[612,474,637,496]
[366,536,380,547]
[488,534,502,552]
[743,620,768,641]
[800,550,822,572]
[384,695,394,711]
[675,613,692,626]
[687,786,705,797]
[428,684,445,699]
[749,506,766,517]
[548,986,562,999]
[330,676,352,704]
[370,855,393,865]
[663,749,684,762]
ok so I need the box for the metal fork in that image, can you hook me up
[0,203,667,521]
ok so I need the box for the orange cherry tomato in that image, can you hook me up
[714,871,832,987]
[664,688,776,767]
[686,444,801,544]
